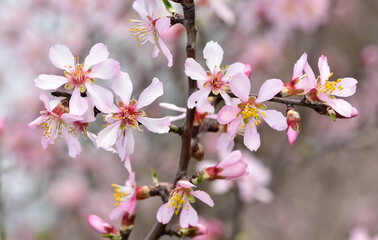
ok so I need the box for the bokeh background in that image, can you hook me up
[0,0,377,239]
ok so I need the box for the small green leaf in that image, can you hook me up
[161,0,176,14]
[187,194,195,203]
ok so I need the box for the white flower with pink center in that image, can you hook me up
[35,43,120,114]
[185,41,246,112]
[130,0,173,67]
[28,93,83,158]
[304,55,358,118]
[156,180,214,228]
[217,73,287,151]
[96,72,170,160]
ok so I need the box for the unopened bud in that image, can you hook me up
[286,108,301,145]
[136,186,151,200]
[177,224,207,238]
[88,215,118,235]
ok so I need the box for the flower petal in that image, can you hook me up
[34,74,68,90]
[84,43,110,70]
[49,44,74,71]
[244,123,260,151]
[191,190,214,207]
[112,72,133,105]
[223,62,246,80]
[158,37,173,67]
[227,116,243,140]
[138,116,170,133]
[187,89,212,111]
[260,109,287,131]
[329,98,354,117]
[155,17,170,35]
[229,72,250,102]
[304,62,317,87]
[70,87,88,116]
[220,92,232,105]
[179,203,198,228]
[332,77,357,97]
[96,121,121,149]
[292,53,307,79]
[61,129,81,158]
[137,78,163,109]
[28,115,47,129]
[156,203,175,224]
[256,78,283,103]
[109,204,124,220]
[89,59,120,80]
[133,0,148,21]
[318,55,331,84]
[39,93,51,110]
[86,84,117,113]
[177,180,196,188]
[287,126,299,145]
[148,0,157,16]
[185,58,208,83]
[217,105,239,124]
[159,103,186,113]
[203,41,223,73]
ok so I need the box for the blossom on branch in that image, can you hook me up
[185,41,246,112]
[305,55,358,118]
[130,0,173,67]
[34,43,120,113]
[156,180,214,228]
[217,73,287,151]
[96,72,170,160]
[286,108,300,145]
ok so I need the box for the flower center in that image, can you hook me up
[129,18,157,46]
[203,69,230,94]
[168,192,187,215]
[112,183,133,206]
[321,78,344,95]
[113,99,146,130]
[64,57,93,92]
[237,97,267,127]
[37,102,69,142]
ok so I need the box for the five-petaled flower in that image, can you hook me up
[185,41,246,113]
[35,43,120,114]
[96,71,170,160]
[28,93,83,158]
[304,55,358,118]
[130,0,173,67]
[217,72,287,151]
[157,180,214,228]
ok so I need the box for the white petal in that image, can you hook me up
[223,62,246,80]
[256,78,283,103]
[112,72,133,104]
[96,121,121,149]
[89,59,120,80]
[185,58,208,83]
[84,43,110,70]
[332,77,357,97]
[69,87,88,116]
[133,0,149,21]
[49,44,74,71]
[229,72,251,102]
[86,84,117,113]
[137,78,163,109]
[260,109,287,131]
[138,117,170,133]
[191,190,214,207]
[61,129,81,158]
[34,74,68,90]
[318,55,331,84]
[156,203,175,224]
[244,123,260,151]
[187,89,212,111]
[203,41,223,73]
[158,37,173,67]
[179,203,198,228]
[159,103,186,113]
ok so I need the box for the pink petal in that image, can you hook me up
[332,77,357,97]
[256,78,283,103]
[287,126,299,145]
[216,133,235,153]
[61,129,81,158]
[177,180,196,189]
[88,215,108,234]
[138,116,170,133]
[227,116,243,140]
[96,121,121,149]
[318,55,331,84]
[84,43,109,70]
[60,113,83,123]
[217,105,239,124]
[158,37,173,67]
[191,190,214,207]
[187,89,212,111]
[220,92,231,105]
[115,130,135,160]
[39,93,51,110]
[109,204,124,220]
[155,17,170,35]
[244,123,260,151]
[244,64,252,78]
[112,72,133,104]
[185,58,207,83]
[89,59,120,80]
[203,41,223,73]
[34,74,68,90]
[223,62,246,80]
[220,160,248,180]
[330,98,354,117]
[260,109,287,131]
[218,150,243,167]
[133,0,148,21]
[49,44,74,71]
[137,78,163,109]
[148,0,157,16]
[229,72,251,102]
[86,84,117,113]
[304,62,317,87]
[179,203,198,228]
[292,53,307,79]
[156,203,175,224]
[70,87,88,116]
[28,115,47,129]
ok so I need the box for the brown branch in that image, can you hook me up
[145,1,197,239]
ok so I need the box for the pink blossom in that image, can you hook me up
[286,108,300,145]
[305,55,358,118]
[96,72,170,160]
[204,150,248,180]
[88,215,118,235]
[281,53,313,97]
[185,41,246,112]
[108,157,137,220]
[217,72,287,151]
[27,93,82,158]
[34,43,120,113]
[130,0,173,67]
[156,180,214,228]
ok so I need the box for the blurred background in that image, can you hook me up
[0,0,377,239]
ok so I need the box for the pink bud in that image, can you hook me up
[205,150,248,180]
[88,215,117,234]
[286,109,300,145]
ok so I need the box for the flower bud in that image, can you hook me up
[286,108,300,145]
[177,224,207,238]
[88,215,117,235]
[135,186,151,200]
